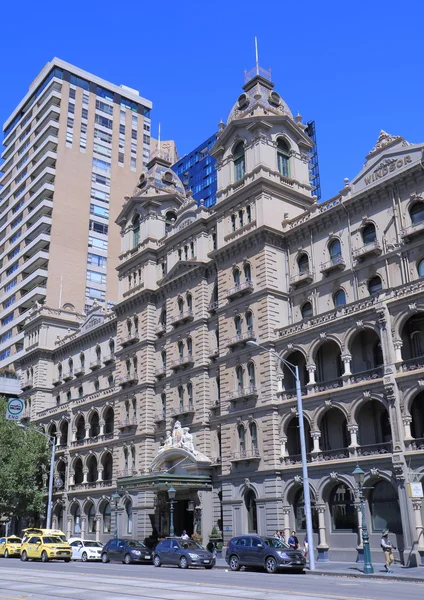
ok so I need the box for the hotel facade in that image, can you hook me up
[20,67,424,564]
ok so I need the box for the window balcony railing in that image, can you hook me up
[154,366,167,379]
[21,376,33,390]
[347,366,383,384]
[103,353,115,365]
[154,413,166,424]
[208,301,219,314]
[289,270,313,287]
[356,441,392,456]
[229,448,261,462]
[117,417,137,430]
[401,220,424,239]
[283,453,312,466]
[118,373,139,386]
[226,329,256,349]
[117,468,138,478]
[170,310,194,327]
[121,331,140,346]
[225,280,254,300]
[352,240,382,261]
[227,385,258,402]
[309,378,343,393]
[405,437,424,451]
[170,354,194,370]
[155,323,167,336]
[320,255,346,275]
[170,404,195,417]
[311,447,350,462]
[90,359,102,370]
[399,355,424,373]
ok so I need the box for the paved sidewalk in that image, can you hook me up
[214,557,424,581]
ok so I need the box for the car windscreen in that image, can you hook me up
[42,537,65,544]
[8,538,21,543]
[127,540,146,549]
[263,537,291,549]
[83,541,103,548]
[180,541,203,550]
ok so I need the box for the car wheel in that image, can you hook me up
[4,550,9,559]
[81,552,88,562]
[205,565,214,570]
[153,555,161,567]
[101,553,109,563]
[265,556,277,574]
[21,551,28,562]
[229,555,240,571]
[124,554,132,565]
[179,556,189,569]
[64,558,71,563]
[41,551,49,563]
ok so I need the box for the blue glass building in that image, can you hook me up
[172,134,217,208]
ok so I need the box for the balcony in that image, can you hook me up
[311,447,350,462]
[21,376,33,390]
[74,364,85,377]
[208,301,218,314]
[154,366,167,379]
[170,354,194,371]
[154,413,166,424]
[309,378,343,393]
[209,348,219,360]
[121,331,140,346]
[405,437,424,451]
[399,355,424,373]
[90,359,102,371]
[171,310,194,327]
[289,270,313,288]
[170,404,195,417]
[155,323,167,336]
[103,353,115,365]
[347,366,383,384]
[357,442,392,457]
[52,375,62,386]
[230,449,261,463]
[226,329,256,349]
[118,373,139,386]
[62,370,73,382]
[352,240,382,261]
[320,255,346,275]
[118,469,138,478]
[118,417,138,430]
[227,385,258,402]
[401,221,424,239]
[225,280,254,300]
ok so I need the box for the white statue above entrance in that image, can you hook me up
[158,421,197,456]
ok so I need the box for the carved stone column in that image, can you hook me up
[402,416,413,442]
[316,504,329,561]
[341,354,352,376]
[99,420,105,436]
[82,468,88,484]
[97,467,103,483]
[311,431,321,455]
[68,473,75,487]
[95,516,101,542]
[306,364,316,386]
[412,500,424,562]
[66,517,72,540]
[282,505,291,542]
[85,425,91,440]
[348,425,359,447]
[280,436,288,459]
[81,517,87,539]
[71,428,77,443]
[393,340,403,363]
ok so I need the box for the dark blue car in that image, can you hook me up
[225,535,306,573]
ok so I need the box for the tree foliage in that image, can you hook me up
[0,397,50,519]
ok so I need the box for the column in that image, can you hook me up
[311,431,321,456]
[402,416,413,443]
[348,425,359,447]
[355,502,364,563]
[71,428,77,443]
[99,420,105,436]
[97,467,104,483]
[85,425,91,440]
[282,505,291,543]
[306,365,316,385]
[316,504,329,561]
[82,468,88,484]
[393,340,403,363]
[412,500,424,564]
[69,473,75,487]
[341,354,352,376]
[81,517,87,539]
[66,517,72,540]
[280,436,288,460]
[95,516,101,542]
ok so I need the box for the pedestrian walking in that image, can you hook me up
[288,530,299,550]
[303,534,309,558]
[380,529,396,573]
[181,530,190,540]
[279,530,286,544]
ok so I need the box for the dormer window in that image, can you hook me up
[233,142,245,182]
[362,223,377,245]
[277,138,290,177]
[162,171,174,185]
[410,201,424,225]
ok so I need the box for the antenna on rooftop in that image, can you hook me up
[158,122,161,157]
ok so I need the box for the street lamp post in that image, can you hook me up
[18,423,55,529]
[168,485,177,538]
[247,340,316,571]
[353,465,374,574]
[112,492,120,539]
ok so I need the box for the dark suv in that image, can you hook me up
[153,538,215,569]
[101,538,152,564]
[225,535,306,573]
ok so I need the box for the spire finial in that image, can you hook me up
[255,36,259,75]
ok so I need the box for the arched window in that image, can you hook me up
[418,259,424,278]
[329,239,342,262]
[373,341,384,366]
[78,386,83,398]
[238,209,244,228]
[56,395,60,406]
[277,138,290,177]
[96,345,101,361]
[58,363,62,378]
[233,142,245,181]
[247,362,256,387]
[186,293,192,311]
[216,376,221,400]
[236,366,244,390]
[411,331,422,358]
[250,422,258,450]
[126,501,133,535]
[68,358,73,375]
[410,202,424,225]
[333,289,346,307]
[178,297,184,313]
[238,424,246,452]
[246,205,252,223]
[187,382,193,405]
[329,484,355,530]
[104,407,114,434]
[88,504,96,533]
[243,263,251,281]
[126,359,131,375]
[301,302,313,319]
[134,315,138,332]
[161,393,166,418]
[178,385,184,409]
[165,210,176,233]
[133,356,138,374]
[298,253,309,274]
[161,350,166,369]
[80,353,85,370]
[109,339,115,355]
[245,489,257,533]
[108,374,114,387]
[245,310,253,331]
[368,275,382,295]
[178,341,184,359]
[233,268,241,285]
[234,315,242,335]
[370,481,401,533]
[133,214,140,247]
[231,214,237,232]
[73,505,81,535]
[160,309,167,326]
[75,416,85,441]
[66,390,72,403]
[362,223,377,245]
[294,488,319,531]
[103,503,111,533]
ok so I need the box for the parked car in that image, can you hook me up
[20,534,71,562]
[21,528,67,543]
[0,536,22,558]
[225,535,306,573]
[101,538,152,564]
[69,539,103,561]
[153,537,215,569]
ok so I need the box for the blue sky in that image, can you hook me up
[1,0,423,200]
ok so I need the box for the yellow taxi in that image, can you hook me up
[0,536,22,558]
[21,528,67,543]
[20,533,71,562]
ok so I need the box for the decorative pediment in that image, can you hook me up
[366,130,407,159]
[80,306,107,333]
[159,260,205,285]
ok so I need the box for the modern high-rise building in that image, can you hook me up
[0,58,152,384]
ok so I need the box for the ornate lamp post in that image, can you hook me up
[352,465,374,574]
[112,492,120,539]
[168,485,177,538]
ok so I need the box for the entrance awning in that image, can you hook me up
[117,472,212,494]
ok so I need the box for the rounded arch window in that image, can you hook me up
[362,223,377,245]
[186,292,193,310]
[238,424,246,451]
[103,502,111,533]
[245,489,257,533]
[247,362,256,387]
[410,201,424,225]
[418,259,424,278]
[233,142,245,181]
[333,289,346,307]
[177,297,184,313]
[73,505,81,534]
[236,365,244,390]
[165,211,176,233]
[297,253,309,274]
[132,214,140,247]
[277,138,290,177]
[301,302,313,319]
[88,503,96,533]
[370,481,401,533]
[245,310,253,331]
[233,268,241,286]
[329,483,355,530]
[234,314,242,335]
[329,238,342,260]
[368,275,382,295]
[293,488,318,531]
[249,421,258,450]
[243,263,251,281]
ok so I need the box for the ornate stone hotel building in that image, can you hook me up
[21,66,424,564]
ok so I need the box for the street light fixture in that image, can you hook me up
[167,485,177,538]
[246,340,316,571]
[352,465,374,574]
[112,491,120,539]
[18,423,56,529]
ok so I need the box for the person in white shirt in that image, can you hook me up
[380,529,395,573]
[181,530,190,540]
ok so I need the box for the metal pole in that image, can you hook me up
[46,436,55,529]
[169,500,175,538]
[359,483,374,574]
[295,365,316,571]
[114,504,118,539]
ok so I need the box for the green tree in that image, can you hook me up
[0,397,50,520]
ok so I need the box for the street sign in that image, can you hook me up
[6,397,24,421]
